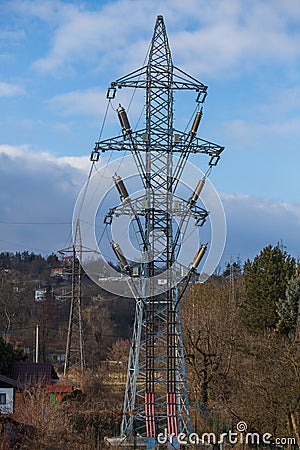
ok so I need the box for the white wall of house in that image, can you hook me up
[0,387,14,414]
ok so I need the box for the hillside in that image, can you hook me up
[0,246,299,447]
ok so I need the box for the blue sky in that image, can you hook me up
[0,0,300,267]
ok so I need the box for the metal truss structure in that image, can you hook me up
[60,224,85,377]
[91,16,224,449]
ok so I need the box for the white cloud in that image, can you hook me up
[7,0,74,23]
[46,88,106,117]
[56,155,91,173]
[0,144,89,174]
[0,144,299,261]
[225,116,300,151]
[0,29,25,42]
[0,81,24,97]
[170,1,300,77]
[51,123,71,134]
[221,192,300,262]
[8,0,299,78]
[46,86,145,127]
[0,144,91,253]
[1,0,299,259]
[28,2,151,74]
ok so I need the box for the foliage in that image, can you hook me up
[242,244,295,330]
[225,331,300,445]
[11,374,123,449]
[222,259,241,278]
[107,339,131,382]
[0,337,24,373]
[0,251,133,370]
[1,247,300,446]
[107,339,131,363]
[182,270,300,445]
[277,277,300,335]
[0,337,15,373]
[83,297,116,367]
[182,277,242,405]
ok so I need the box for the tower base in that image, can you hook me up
[104,436,181,449]
[104,436,146,448]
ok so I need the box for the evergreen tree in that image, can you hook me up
[242,245,295,330]
[222,260,241,278]
[276,278,300,335]
[0,337,15,373]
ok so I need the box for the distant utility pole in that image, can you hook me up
[35,323,39,363]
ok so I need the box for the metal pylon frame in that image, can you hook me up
[91,16,224,448]
[60,222,85,377]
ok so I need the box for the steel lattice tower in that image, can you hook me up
[60,223,85,377]
[90,16,224,449]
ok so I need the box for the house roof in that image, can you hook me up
[0,374,21,389]
[7,362,59,387]
[46,383,73,393]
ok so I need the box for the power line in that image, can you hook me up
[0,221,71,225]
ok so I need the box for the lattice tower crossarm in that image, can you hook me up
[92,15,224,449]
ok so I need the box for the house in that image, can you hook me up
[50,267,70,280]
[6,362,59,388]
[0,375,21,414]
[46,382,74,405]
[0,363,71,447]
[0,362,59,415]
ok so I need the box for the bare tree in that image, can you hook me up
[182,277,242,406]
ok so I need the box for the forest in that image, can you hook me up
[0,244,299,448]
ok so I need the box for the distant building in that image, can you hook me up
[6,362,59,388]
[46,383,74,405]
[34,288,47,301]
[34,286,54,302]
[50,267,70,280]
[0,363,59,415]
[0,374,20,414]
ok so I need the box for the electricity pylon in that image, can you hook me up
[60,222,85,376]
[91,16,224,448]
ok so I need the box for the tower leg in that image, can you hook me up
[121,298,144,438]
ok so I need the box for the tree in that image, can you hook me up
[107,339,131,382]
[35,291,61,363]
[242,245,295,330]
[182,277,242,405]
[276,278,300,335]
[226,331,300,446]
[47,253,60,268]
[0,337,16,373]
[83,297,116,368]
[222,259,241,278]
[0,279,33,340]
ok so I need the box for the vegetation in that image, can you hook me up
[0,246,299,448]
[277,278,300,335]
[0,337,23,373]
[183,273,300,446]
[0,251,134,369]
[242,244,295,330]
